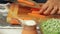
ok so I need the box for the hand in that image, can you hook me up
[39,0,60,15]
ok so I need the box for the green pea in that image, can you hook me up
[39,18,60,34]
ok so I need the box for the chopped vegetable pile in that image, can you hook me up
[40,18,60,34]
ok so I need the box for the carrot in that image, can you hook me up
[28,10,46,20]
[17,0,35,6]
[20,17,32,20]
[31,9,39,14]
[31,8,40,11]
[10,18,20,25]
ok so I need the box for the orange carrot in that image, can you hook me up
[28,10,46,19]
[31,8,40,11]
[17,0,35,6]
[20,17,32,20]
[10,18,20,25]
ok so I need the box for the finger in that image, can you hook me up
[50,6,58,15]
[44,6,53,15]
[57,8,60,14]
[39,4,48,14]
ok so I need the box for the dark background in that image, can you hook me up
[33,0,47,3]
[0,0,47,4]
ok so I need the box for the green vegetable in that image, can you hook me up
[39,18,60,34]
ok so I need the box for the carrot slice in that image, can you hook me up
[10,18,20,25]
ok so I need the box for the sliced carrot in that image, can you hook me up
[20,17,32,20]
[28,10,46,20]
[10,18,20,25]
[31,11,39,14]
